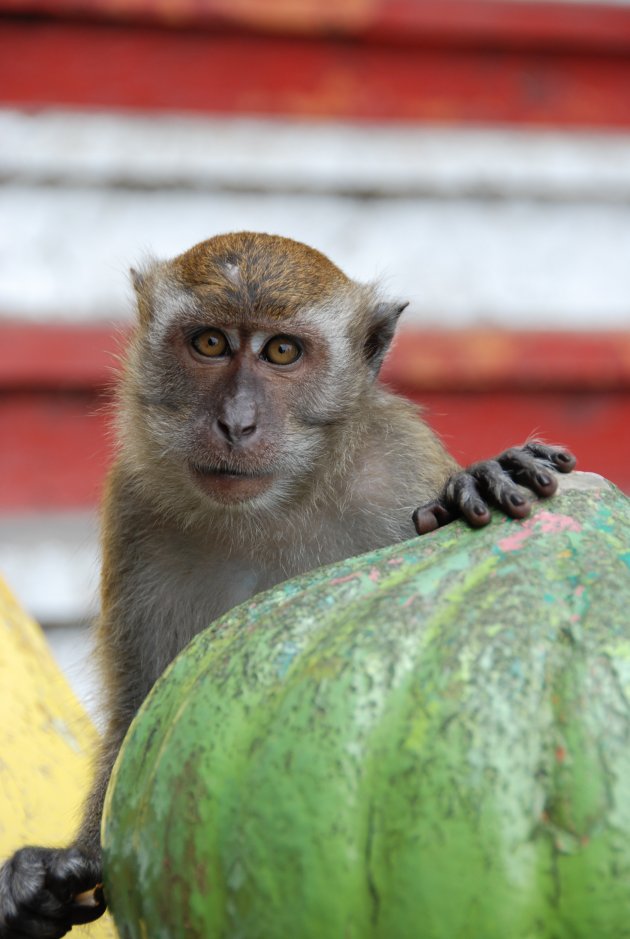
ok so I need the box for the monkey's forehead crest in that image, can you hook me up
[222,261,242,286]
[170,231,353,319]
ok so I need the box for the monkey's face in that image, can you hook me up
[138,310,361,509]
[178,317,338,505]
[126,232,406,511]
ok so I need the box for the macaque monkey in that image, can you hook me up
[0,232,575,937]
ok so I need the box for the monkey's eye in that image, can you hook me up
[191,329,229,358]
[262,336,302,366]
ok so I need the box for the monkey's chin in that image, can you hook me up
[190,465,275,504]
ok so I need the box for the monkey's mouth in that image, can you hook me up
[190,462,274,502]
[192,462,269,479]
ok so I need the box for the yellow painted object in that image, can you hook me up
[0,576,117,938]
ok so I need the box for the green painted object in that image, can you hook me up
[102,474,630,939]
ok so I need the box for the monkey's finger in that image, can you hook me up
[0,911,71,939]
[4,851,69,927]
[73,885,102,908]
[67,900,107,926]
[464,460,533,519]
[523,441,577,473]
[495,449,558,498]
[69,885,106,924]
[0,906,72,939]
[45,850,102,904]
[12,886,77,936]
[444,474,492,528]
[13,883,66,924]
[412,500,456,535]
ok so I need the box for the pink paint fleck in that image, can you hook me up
[387,557,404,566]
[570,614,580,623]
[498,512,582,552]
[368,568,381,583]
[574,584,585,597]
[537,511,582,536]
[401,594,417,609]
[498,521,535,553]
[330,573,359,586]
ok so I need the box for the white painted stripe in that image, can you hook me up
[1,109,630,328]
[3,109,630,201]
[0,512,99,625]
[1,184,629,327]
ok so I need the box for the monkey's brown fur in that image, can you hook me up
[173,231,350,317]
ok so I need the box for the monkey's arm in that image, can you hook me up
[413,441,577,535]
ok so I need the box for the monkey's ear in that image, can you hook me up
[130,267,152,327]
[130,267,145,293]
[364,300,409,377]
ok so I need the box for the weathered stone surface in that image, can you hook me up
[103,473,630,939]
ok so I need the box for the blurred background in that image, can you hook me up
[1,0,629,717]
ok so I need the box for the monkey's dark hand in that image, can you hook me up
[413,441,577,535]
[0,846,105,938]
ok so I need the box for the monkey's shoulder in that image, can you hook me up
[349,387,457,507]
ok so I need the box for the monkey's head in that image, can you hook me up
[122,232,407,513]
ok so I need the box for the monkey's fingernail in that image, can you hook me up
[509,494,526,506]
[536,473,552,486]
[74,887,103,908]
[473,503,487,516]
[414,511,439,534]
[555,452,571,463]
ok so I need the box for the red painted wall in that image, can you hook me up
[1,325,628,510]
[2,1,630,126]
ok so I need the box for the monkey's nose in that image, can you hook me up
[216,418,257,444]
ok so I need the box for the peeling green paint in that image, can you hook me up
[103,475,630,939]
